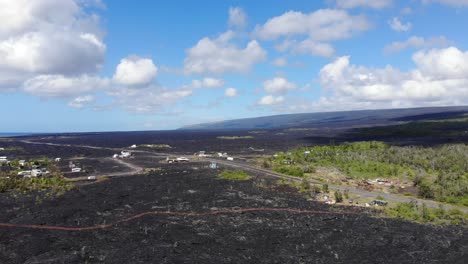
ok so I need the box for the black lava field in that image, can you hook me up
[1,163,467,263]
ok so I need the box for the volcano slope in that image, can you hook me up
[0,164,466,264]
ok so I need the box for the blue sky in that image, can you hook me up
[1,0,468,132]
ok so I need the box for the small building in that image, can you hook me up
[129,144,137,149]
[71,167,82,173]
[19,160,26,166]
[209,162,218,169]
[226,157,234,161]
[0,156,7,162]
[196,151,208,157]
[304,151,311,155]
[55,158,61,162]
[87,176,96,180]
[113,154,119,159]
[31,169,42,177]
[0,147,4,151]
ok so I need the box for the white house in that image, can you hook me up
[55,158,61,162]
[0,156,8,163]
[0,147,4,151]
[71,167,82,173]
[227,157,234,161]
[113,154,119,159]
[19,160,26,166]
[129,144,137,149]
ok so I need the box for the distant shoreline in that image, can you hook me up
[0,133,33,138]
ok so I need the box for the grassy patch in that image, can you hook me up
[217,136,254,140]
[383,202,468,226]
[141,144,172,149]
[218,170,252,181]
[248,130,266,134]
[285,128,316,132]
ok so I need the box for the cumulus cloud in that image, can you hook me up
[254,9,371,41]
[191,77,224,89]
[0,0,106,91]
[109,86,193,113]
[384,36,450,54]
[113,56,158,87]
[291,39,335,57]
[332,0,393,9]
[225,87,238,97]
[228,7,247,29]
[316,46,468,109]
[258,95,285,105]
[184,31,266,75]
[263,77,297,94]
[389,17,412,32]
[272,57,288,67]
[22,74,109,98]
[68,95,95,108]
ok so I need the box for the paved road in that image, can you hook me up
[65,158,145,182]
[16,139,468,212]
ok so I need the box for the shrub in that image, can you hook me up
[273,166,304,177]
[334,190,343,203]
[218,170,252,181]
[322,184,329,193]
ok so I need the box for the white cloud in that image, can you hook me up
[422,0,468,6]
[109,86,193,113]
[225,87,238,97]
[258,95,285,105]
[228,7,247,29]
[384,36,450,54]
[23,74,109,98]
[0,0,105,90]
[316,46,468,109]
[184,31,266,75]
[272,57,288,67]
[113,56,158,87]
[389,17,412,32]
[263,77,297,94]
[191,77,224,89]
[68,95,95,108]
[254,9,371,41]
[332,0,393,9]
[291,39,335,57]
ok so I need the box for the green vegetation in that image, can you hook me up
[273,166,305,177]
[217,136,254,140]
[248,130,266,134]
[383,202,468,225]
[218,170,252,181]
[267,141,468,206]
[351,119,468,138]
[0,162,73,196]
[142,144,172,149]
[0,146,24,152]
[334,190,343,203]
[0,175,73,195]
[285,128,316,132]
